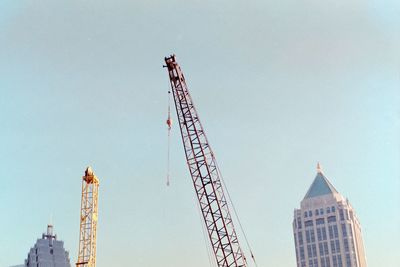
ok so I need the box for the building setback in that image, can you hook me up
[293,164,367,267]
[24,224,71,267]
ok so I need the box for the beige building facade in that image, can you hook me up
[293,165,367,267]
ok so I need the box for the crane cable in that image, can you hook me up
[215,158,259,267]
[166,90,172,186]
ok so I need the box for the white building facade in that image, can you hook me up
[24,225,71,267]
[293,165,367,267]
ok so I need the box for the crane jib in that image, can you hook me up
[164,55,247,267]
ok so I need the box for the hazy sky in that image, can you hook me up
[0,1,399,267]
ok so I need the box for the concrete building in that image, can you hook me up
[293,164,367,267]
[23,224,71,267]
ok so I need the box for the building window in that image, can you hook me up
[305,211,308,218]
[322,227,327,240]
[334,225,339,238]
[298,231,304,245]
[307,245,312,257]
[316,218,325,225]
[306,230,311,243]
[320,208,324,215]
[328,225,334,239]
[298,218,302,229]
[324,242,329,255]
[339,209,345,221]
[319,242,324,256]
[344,238,349,252]
[311,230,316,242]
[309,210,313,217]
[317,228,322,241]
[305,220,314,227]
[312,244,317,257]
[327,207,331,213]
[333,255,338,267]
[300,246,305,260]
[337,255,343,267]
[341,224,347,237]
[346,253,352,267]
[316,209,319,215]
[328,216,337,223]
[335,239,341,253]
[332,206,336,212]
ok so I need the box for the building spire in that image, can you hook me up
[317,162,323,173]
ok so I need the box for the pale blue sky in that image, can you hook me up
[0,1,399,267]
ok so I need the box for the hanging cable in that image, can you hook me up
[166,91,172,186]
[214,159,259,267]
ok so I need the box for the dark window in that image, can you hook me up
[335,239,341,253]
[341,224,347,237]
[322,227,327,240]
[319,242,324,256]
[311,230,315,242]
[317,218,325,225]
[344,238,349,252]
[339,209,345,221]
[298,218,302,229]
[329,225,334,239]
[300,246,305,260]
[328,216,337,223]
[305,220,314,227]
[334,225,339,238]
[298,231,304,245]
[331,240,336,254]
[317,228,322,241]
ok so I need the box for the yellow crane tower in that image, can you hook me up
[76,167,100,267]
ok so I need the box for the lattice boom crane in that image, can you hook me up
[164,55,247,267]
[76,167,100,267]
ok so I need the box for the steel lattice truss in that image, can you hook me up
[165,55,247,267]
[76,167,99,267]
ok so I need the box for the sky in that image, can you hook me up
[0,0,399,266]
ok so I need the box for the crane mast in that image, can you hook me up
[164,55,247,267]
[76,167,100,267]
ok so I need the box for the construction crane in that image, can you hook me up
[76,167,100,267]
[164,55,248,267]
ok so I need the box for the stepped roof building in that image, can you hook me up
[23,224,71,267]
[293,164,367,267]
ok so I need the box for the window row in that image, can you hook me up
[304,206,337,218]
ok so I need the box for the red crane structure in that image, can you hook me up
[164,55,248,267]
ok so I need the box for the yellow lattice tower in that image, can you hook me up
[76,167,100,267]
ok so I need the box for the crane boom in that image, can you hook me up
[76,167,100,267]
[164,55,247,267]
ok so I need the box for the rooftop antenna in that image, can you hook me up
[317,162,323,173]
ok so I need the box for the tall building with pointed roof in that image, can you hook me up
[292,164,367,267]
[23,224,71,267]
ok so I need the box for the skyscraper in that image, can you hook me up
[293,164,367,267]
[23,224,71,267]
